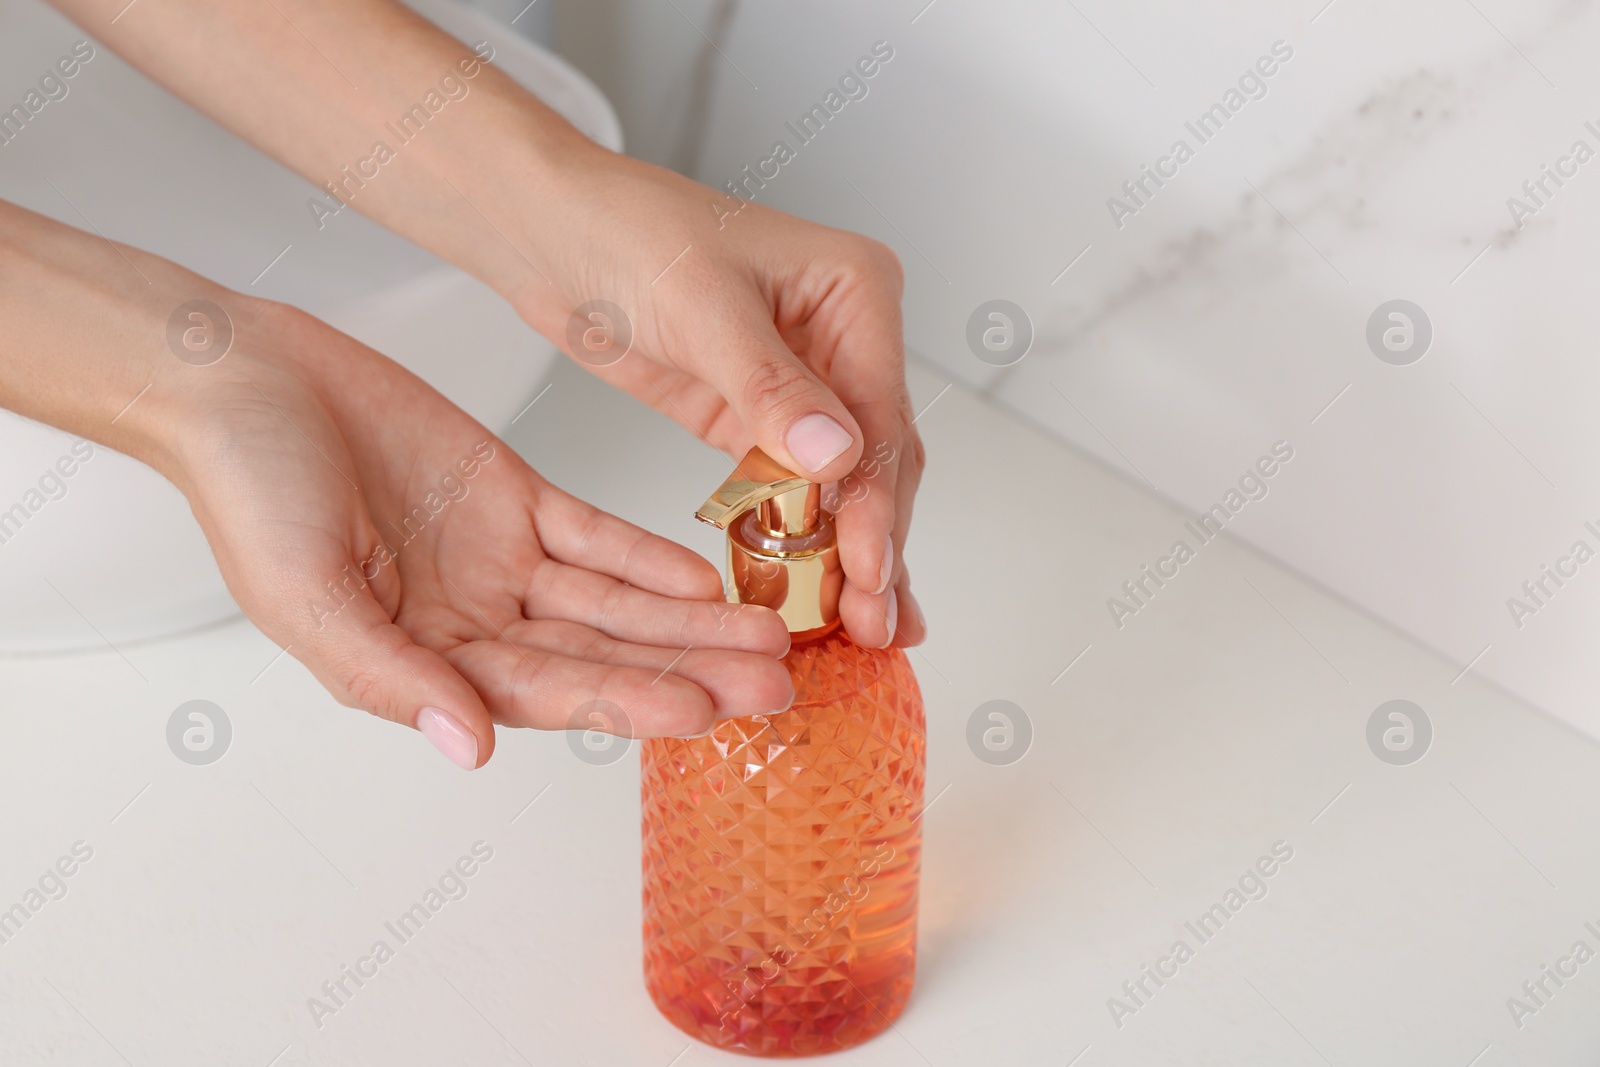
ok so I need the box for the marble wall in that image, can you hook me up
[553,0,1600,738]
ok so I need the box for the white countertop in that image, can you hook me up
[3,355,1598,1066]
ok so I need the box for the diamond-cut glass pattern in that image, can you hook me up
[641,631,926,1057]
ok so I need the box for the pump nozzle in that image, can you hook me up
[696,448,818,534]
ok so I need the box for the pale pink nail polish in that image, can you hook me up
[902,588,926,641]
[785,413,853,474]
[874,535,896,595]
[880,590,899,649]
[418,706,478,770]
[732,687,795,721]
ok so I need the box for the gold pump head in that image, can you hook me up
[697,448,842,637]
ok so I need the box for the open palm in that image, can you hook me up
[176,303,793,768]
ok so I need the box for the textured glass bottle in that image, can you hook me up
[641,449,926,1057]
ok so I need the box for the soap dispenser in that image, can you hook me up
[641,447,926,1057]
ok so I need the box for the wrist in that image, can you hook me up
[117,291,286,493]
[0,206,255,491]
[405,66,612,309]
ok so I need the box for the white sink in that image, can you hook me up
[0,0,620,652]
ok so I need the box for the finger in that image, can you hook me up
[834,408,923,648]
[790,239,916,639]
[500,618,795,721]
[532,484,722,600]
[295,587,496,770]
[523,560,789,656]
[667,289,864,482]
[448,637,710,736]
[881,426,927,647]
[886,430,928,646]
[830,402,911,592]
[891,569,927,647]
[839,566,925,650]
[444,632,790,737]
[839,581,895,651]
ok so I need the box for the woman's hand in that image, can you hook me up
[503,149,928,652]
[166,301,795,768]
[41,0,928,652]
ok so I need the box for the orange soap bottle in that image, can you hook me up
[641,448,926,1057]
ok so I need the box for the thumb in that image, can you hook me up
[683,301,863,480]
[301,596,495,770]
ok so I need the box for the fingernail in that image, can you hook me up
[677,721,717,740]
[904,587,926,635]
[418,706,478,770]
[880,590,899,649]
[738,686,795,720]
[874,535,895,595]
[786,413,853,474]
